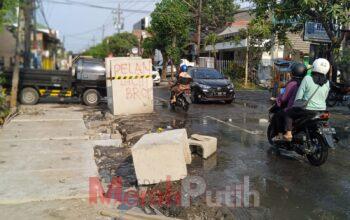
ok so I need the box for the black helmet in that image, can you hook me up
[291,63,307,78]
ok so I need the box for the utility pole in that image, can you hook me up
[92,36,96,46]
[244,36,249,87]
[23,0,33,68]
[32,0,37,50]
[101,24,105,41]
[33,0,38,69]
[113,4,124,34]
[10,4,26,110]
[195,0,202,65]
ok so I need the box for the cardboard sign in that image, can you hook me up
[106,57,153,115]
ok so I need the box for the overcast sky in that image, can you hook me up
[38,0,250,53]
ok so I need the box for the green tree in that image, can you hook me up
[84,32,138,58]
[190,0,239,35]
[0,0,19,30]
[107,32,138,56]
[187,0,238,57]
[204,33,220,59]
[141,37,156,59]
[250,0,350,81]
[149,0,191,79]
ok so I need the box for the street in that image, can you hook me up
[0,0,349,219]
[151,85,350,219]
[0,87,349,219]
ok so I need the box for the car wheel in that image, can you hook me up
[225,99,233,104]
[191,91,200,104]
[20,87,39,105]
[83,89,100,106]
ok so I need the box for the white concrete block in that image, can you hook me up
[131,130,189,185]
[92,139,122,147]
[161,129,192,164]
[189,134,217,159]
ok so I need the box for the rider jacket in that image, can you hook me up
[175,71,192,90]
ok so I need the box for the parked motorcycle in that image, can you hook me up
[326,82,350,109]
[267,105,336,166]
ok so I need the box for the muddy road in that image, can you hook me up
[150,85,350,219]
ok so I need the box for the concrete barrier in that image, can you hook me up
[189,134,217,159]
[106,57,153,115]
[131,129,190,185]
[162,129,192,164]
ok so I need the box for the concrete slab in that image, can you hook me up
[0,120,87,141]
[0,168,94,204]
[189,134,217,159]
[160,129,192,164]
[0,104,98,204]
[131,130,188,185]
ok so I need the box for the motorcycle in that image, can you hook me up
[170,87,191,112]
[267,105,336,166]
[326,82,350,109]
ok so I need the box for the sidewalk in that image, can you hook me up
[0,104,100,219]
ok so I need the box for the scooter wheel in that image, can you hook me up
[267,124,276,145]
[306,133,328,166]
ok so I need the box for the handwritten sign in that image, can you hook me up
[106,57,153,115]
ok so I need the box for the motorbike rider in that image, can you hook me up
[284,58,331,141]
[272,63,307,141]
[170,64,192,104]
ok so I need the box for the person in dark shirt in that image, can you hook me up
[272,63,307,141]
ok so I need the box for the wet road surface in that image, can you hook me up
[154,85,350,219]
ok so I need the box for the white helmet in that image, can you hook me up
[312,58,330,75]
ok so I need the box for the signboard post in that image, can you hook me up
[106,57,154,115]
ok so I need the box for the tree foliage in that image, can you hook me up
[149,0,191,78]
[204,33,221,58]
[84,32,138,58]
[0,0,19,30]
[250,0,350,80]
[189,0,239,35]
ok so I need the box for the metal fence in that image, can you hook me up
[215,60,245,74]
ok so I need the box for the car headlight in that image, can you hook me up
[198,84,211,89]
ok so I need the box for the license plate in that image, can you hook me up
[321,127,336,134]
[217,92,226,96]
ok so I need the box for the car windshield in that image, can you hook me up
[193,69,224,79]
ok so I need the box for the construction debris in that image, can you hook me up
[131,129,189,185]
[188,134,217,159]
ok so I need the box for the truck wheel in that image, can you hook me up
[20,87,39,105]
[83,89,100,106]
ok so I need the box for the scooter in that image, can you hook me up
[326,82,350,109]
[170,88,191,112]
[267,105,336,166]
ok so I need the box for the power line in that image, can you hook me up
[37,0,51,29]
[43,0,152,13]
[65,20,114,37]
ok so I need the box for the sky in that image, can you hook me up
[38,0,250,53]
[38,0,160,53]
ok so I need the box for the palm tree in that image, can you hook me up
[204,33,219,60]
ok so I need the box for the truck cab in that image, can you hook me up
[73,58,106,106]
[1,57,107,106]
